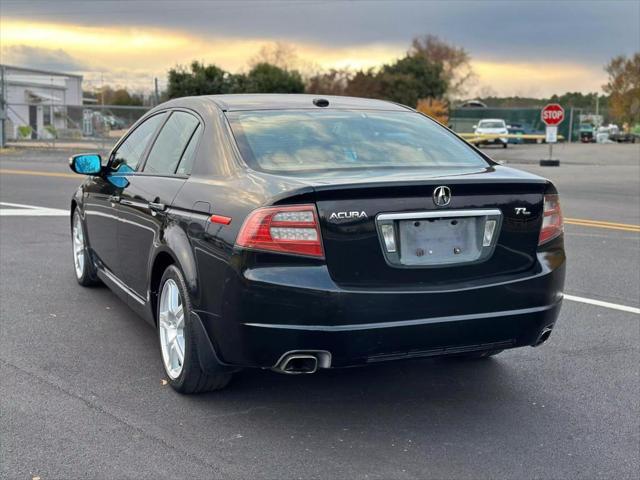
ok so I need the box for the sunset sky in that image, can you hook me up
[1,0,638,97]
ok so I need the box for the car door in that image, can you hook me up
[87,112,167,280]
[82,172,121,274]
[118,110,202,298]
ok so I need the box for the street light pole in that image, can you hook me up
[0,65,6,148]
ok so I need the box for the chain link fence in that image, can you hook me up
[3,103,150,148]
[450,107,582,142]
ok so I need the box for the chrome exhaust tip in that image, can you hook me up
[535,325,554,346]
[273,350,331,374]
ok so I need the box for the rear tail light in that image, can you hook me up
[236,204,324,258]
[538,194,563,245]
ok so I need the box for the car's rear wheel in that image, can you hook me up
[72,209,99,286]
[157,265,232,393]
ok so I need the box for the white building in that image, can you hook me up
[0,64,83,140]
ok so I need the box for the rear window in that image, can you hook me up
[226,110,487,173]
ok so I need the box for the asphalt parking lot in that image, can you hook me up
[1,143,638,479]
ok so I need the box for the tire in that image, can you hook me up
[503,142,508,149]
[157,265,232,393]
[71,209,100,286]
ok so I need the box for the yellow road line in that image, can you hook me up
[565,218,639,228]
[565,219,640,233]
[0,168,77,179]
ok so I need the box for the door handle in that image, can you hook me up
[148,201,166,212]
[109,195,120,204]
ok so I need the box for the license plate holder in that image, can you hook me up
[399,216,482,266]
[376,209,503,268]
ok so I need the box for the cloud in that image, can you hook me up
[1,0,637,67]
[1,45,88,72]
[471,60,607,98]
[0,1,635,96]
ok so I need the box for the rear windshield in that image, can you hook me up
[226,110,488,173]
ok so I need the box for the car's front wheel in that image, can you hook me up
[72,209,100,286]
[157,265,232,393]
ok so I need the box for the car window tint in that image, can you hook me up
[227,110,488,174]
[144,111,200,175]
[112,113,166,171]
[176,124,202,175]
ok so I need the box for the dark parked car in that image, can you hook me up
[69,94,565,393]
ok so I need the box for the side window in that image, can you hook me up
[176,124,202,175]
[144,111,200,175]
[112,113,166,171]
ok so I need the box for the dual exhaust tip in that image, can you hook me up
[273,350,331,374]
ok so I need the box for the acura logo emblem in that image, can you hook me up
[433,186,451,207]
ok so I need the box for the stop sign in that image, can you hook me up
[541,103,565,126]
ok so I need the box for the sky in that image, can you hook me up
[1,0,638,98]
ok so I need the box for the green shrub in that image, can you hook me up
[17,125,32,139]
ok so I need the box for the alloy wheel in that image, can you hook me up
[72,213,85,279]
[158,279,185,379]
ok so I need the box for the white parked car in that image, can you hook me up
[474,119,509,148]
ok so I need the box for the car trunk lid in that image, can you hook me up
[310,166,547,287]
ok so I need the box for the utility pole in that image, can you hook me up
[154,77,159,106]
[0,65,6,148]
[568,107,574,144]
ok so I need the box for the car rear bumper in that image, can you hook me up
[199,249,565,369]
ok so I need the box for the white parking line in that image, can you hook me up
[0,202,68,217]
[564,294,640,315]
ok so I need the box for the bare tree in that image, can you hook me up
[410,35,475,99]
[249,42,301,71]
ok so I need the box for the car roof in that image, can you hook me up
[203,94,410,112]
[478,118,506,123]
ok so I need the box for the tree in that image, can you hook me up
[89,86,143,106]
[166,61,229,99]
[416,98,449,125]
[250,42,300,71]
[410,35,475,99]
[381,54,446,106]
[306,68,352,95]
[603,53,640,125]
[343,54,446,107]
[166,61,305,97]
[243,63,305,94]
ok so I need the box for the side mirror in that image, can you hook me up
[472,124,478,130]
[69,154,102,175]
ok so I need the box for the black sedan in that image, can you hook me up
[69,94,565,393]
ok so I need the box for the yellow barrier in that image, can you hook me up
[458,133,564,144]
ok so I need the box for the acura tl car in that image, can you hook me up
[69,94,565,393]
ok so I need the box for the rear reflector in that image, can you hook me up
[236,204,324,258]
[538,194,563,245]
[209,214,232,225]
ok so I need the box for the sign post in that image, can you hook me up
[540,103,565,166]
